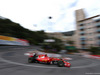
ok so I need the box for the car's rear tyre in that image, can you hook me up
[52,61,54,64]
[47,62,50,65]
[28,57,34,63]
[57,60,64,67]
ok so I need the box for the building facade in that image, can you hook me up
[46,32,64,40]
[75,9,100,49]
[46,32,75,46]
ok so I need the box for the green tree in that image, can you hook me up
[89,47,100,55]
[0,18,48,45]
[67,40,74,45]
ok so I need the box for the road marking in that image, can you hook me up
[71,63,99,68]
[0,57,100,69]
[0,57,61,69]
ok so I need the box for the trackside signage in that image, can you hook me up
[44,39,55,42]
[0,35,29,46]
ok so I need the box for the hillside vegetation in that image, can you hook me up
[0,17,63,51]
[0,18,49,45]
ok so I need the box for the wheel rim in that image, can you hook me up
[59,62,63,66]
[58,61,64,67]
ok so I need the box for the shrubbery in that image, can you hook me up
[89,47,100,55]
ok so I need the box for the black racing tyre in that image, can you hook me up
[57,60,64,67]
[47,62,50,65]
[28,57,34,63]
[50,61,54,65]
[52,61,54,64]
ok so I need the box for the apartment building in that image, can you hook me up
[46,32,64,40]
[75,9,100,49]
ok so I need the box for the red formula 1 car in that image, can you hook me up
[28,54,71,67]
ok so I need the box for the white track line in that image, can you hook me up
[0,57,99,69]
[0,57,61,69]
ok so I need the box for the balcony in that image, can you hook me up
[80,27,85,30]
[96,29,100,33]
[80,32,85,35]
[97,36,100,39]
[96,23,100,27]
[94,18,100,22]
[79,23,84,26]
[80,38,86,41]
[81,42,86,45]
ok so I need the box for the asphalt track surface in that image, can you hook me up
[0,46,100,75]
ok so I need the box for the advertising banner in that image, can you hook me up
[0,35,29,46]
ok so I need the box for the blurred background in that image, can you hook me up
[0,0,100,75]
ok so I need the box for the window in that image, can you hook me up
[81,42,86,45]
[80,32,85,35]
[96,23,100,27]
[80,37,86,41]
[94,18,100,22]
[79,23,84,26]
[96,29,100,33]
[97,34,100,39]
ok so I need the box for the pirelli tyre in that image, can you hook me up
[57,60,64,67]
[52,61,54,64]
[47,62,50,65]
[28,57,34,63]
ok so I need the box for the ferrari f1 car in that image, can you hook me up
[28,54,71,67]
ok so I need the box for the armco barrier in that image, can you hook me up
[83,54,100,59]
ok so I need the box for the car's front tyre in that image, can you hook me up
[57,60,64,67]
